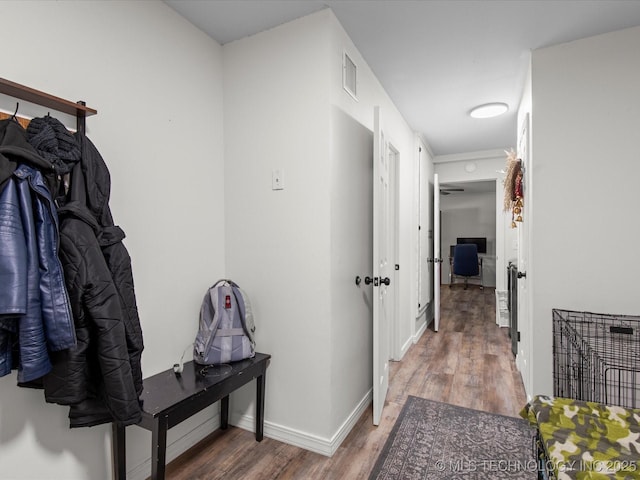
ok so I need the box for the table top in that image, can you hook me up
[139,352,271,418]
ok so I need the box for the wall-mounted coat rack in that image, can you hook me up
[0,77,97,133]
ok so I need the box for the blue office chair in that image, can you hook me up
[450,244,483,290]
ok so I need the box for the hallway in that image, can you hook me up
[164,286,527,479]
[387,286,526,417]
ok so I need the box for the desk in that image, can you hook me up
[112,352,271,480]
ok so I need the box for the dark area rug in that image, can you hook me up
[369,396,538,479]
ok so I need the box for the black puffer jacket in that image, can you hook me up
[43,133,143,427]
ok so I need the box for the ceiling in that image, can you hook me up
[165,0,640,157]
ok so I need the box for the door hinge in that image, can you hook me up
[395,264,399,270]
[517,331,521,342]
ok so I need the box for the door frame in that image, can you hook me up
[516,113,533,398]
[416,144,432,335]
[432,153,509,332]
[389,144,401,361]
[433,173,441,332]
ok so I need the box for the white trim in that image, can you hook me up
[231,390,373,457]
[433,148,506,164]
[397,325,416,361]
[398,335,413,359]
[416,303,428,318]
[413,317,427,343]
[391,144,401,361]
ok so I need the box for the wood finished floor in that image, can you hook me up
[163,286,527,480]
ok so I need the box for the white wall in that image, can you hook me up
[434,152,510,291]
[328,11,422,376]
[527,25,640,396]
[1,2,430,475]
[328,106,374,437]
[223,8,336,445]
[222,8,422,453]
[0,2,225,479]
[328,13,422,358]
[440,191,497,287]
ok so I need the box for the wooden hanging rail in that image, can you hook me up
[0,77,97,118]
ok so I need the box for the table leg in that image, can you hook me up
[255,373,265,441]
[112,422,126,480]
[221,395,229,430]
[151,416,168,480]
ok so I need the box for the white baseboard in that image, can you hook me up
[327,389,372,455]
[124,390,372,478]
[231,389,372,456]
[414,319,427,342]
[399,335,413,359]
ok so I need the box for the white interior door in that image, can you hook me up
[433,174,441,332]
[373,106,391,425]
[516,114,532,397]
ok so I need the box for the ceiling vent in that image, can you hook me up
[343,52,357,100]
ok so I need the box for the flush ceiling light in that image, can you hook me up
[469,102,509,119]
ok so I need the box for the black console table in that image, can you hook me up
[112,352,271,480]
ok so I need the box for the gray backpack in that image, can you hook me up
[193,279,256,365]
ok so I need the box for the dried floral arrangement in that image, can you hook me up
[503,149,524,228]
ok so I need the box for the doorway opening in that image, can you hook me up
[432,177,513,333]
[439,180,497,293]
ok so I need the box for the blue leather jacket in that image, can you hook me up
[0,123,76,382]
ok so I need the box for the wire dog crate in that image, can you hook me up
[553,309,640,409]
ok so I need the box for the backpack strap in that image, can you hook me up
[208,279,255,345]
[204,286,222,333]
[211,279,242,290]
[231,285,256,345]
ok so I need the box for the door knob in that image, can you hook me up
[379,277,391,286]
[517,271,527,279]
[364,276,374,285]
